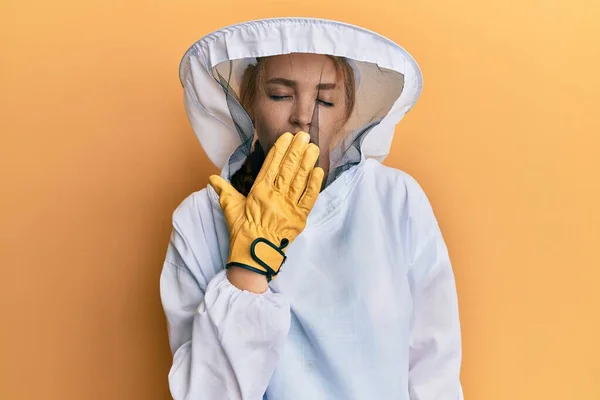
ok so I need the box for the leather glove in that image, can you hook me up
[209,132,324,281]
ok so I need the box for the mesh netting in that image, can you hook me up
[211,54,405,187]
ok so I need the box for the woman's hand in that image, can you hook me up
[209,132,324,292]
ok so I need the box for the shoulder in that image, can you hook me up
[168,188,214,252]
[362,159,441,238]
[169,185,226,253]
[164,186,226,289]
[362,158,430,207]
[363,161,450,274]
[171,187,217,230]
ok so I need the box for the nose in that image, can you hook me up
[289,97,315,133]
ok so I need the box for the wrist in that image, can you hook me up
[226,266,269,294]
[228,235,288,281]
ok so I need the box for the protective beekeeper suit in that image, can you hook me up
[160,17,463,400]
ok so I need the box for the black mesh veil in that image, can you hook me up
[210,55,405,188]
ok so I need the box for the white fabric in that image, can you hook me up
[161,17,463,400]
[161,160,463,399]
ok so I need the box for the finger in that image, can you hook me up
[288,143,320,203]
[275,132,310,192]
[298,167,325,212]
[252,144,275,186]
[255,132,294,185]
[208,175,244,211]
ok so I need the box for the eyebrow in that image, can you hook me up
[266,77,337,90]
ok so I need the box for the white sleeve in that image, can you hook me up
[160,195,291,400]
[407,199,464,399]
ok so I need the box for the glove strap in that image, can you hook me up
[227,238,289,282]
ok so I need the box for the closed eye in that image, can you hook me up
[269,95,291,101]
[269,95,333,107]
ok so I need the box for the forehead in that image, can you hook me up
[263,53,340,83]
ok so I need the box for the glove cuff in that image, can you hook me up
[227,237,289,282]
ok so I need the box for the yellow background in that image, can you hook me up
[1,0,599,398]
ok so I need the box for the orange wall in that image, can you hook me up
[1,1,599,399]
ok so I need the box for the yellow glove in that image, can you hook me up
[209,132,324,281]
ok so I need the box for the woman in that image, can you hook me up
[161,18,463,400]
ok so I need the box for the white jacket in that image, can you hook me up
[160,18,463,400]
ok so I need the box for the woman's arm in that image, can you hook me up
[159,196,291,400]
[407,192,464,399]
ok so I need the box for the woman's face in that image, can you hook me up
[252,53,349,174]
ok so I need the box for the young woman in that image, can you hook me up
[161,18,463,400]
